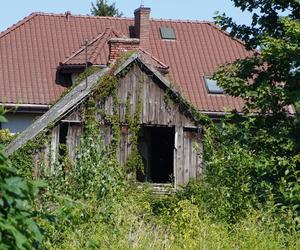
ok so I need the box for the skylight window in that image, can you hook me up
[160,27,176,40]
[204,76,224,94]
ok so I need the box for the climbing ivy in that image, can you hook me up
[9,131,50,179]
[164,88,211,126]
[124,78,144,176]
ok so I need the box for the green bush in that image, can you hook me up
[0,109,44,250]
[193,115,300,227]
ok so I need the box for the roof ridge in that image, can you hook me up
[28,12,133,20]
[61,29,109,64]
[138,48,169,69]
[150,18,212,24]
[89,28,116,63]
[0,12,38,39]
[0,11,214,38]
[30,12,213,23]
[61,27,127,65]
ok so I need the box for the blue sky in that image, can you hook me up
[0,0,252,33]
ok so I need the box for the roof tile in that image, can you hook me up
[0,12,252,112]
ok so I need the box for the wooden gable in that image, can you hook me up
[7,54,204,188]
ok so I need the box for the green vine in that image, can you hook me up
[164,88,212,126]
[124,77,144,176]
[110,51,135,74]
[9,130,50,178]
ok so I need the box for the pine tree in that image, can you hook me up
[91,0,123,17]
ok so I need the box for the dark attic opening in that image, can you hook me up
[137,126,175,183]
[59,122,69,158]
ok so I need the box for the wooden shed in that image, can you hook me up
[6,53,204,188]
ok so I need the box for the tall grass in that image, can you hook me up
[40,185,299,250]
[37,122,300,249]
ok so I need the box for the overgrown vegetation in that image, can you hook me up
[2,1,300,246]
[36,119,300,249]
[211,0,300,226]
[0,108,44,250]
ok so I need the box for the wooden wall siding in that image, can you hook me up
[50,125,60,174]
[117,127,129,165]
[175,126,183,187]
[67,124,82,160]
[184,130,203,183]
[98,64,195,127]
[63,108,82,122]
[174,128,203,186]
[137,127,152,181]
[46,63,202,187]
[49,119,83,173]
[96,64,202,187]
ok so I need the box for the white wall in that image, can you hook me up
[1,113,41,134]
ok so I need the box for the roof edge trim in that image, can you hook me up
[0,12,38,39]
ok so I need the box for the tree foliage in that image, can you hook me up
[214,0,300,115]
[208,0,300,225]
[90,0,123,17]
[0,108,43,249]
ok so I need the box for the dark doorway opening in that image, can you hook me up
[138,126,174,183]
[59,122,68,157]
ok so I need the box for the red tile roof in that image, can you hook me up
[0,12,252,112]
[62,32,169,70]
[62,27,124,66]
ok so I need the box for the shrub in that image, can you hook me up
[0,109,44,250]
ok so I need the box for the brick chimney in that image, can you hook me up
[134,6,151,51]
[108,38,139,63]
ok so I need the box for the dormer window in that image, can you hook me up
[204,76,224,94]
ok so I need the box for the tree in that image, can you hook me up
[205,1,300,225]
[0,108,43,249]
[214,0,300,115]
[91,0,123,17]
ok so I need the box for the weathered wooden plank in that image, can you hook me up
[155,83,160,124]
[118,76,124,122]
[67,124,82,160]
[147,78,153,124]
[173,131,177,187]
[119,126,128,165]
[196,136,204,179]
[125,130,129,164]
[175,126,184,187]
[145,72,151,124]
[50,125,60,174]
[43,143,50,175]
[183,131,190,185]
[159,89,164,124]
[190,134,196,180]
[142,71,147,124]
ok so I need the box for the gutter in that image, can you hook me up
[202,108,296,119]
[1,103,50,113]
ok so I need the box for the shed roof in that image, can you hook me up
[0,12,252,113]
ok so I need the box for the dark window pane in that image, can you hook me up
[160,27,176,40]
